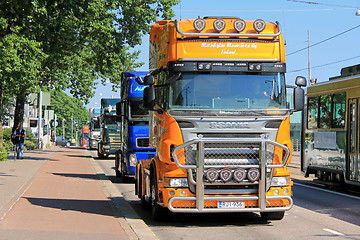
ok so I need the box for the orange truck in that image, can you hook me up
[136,17,307,220]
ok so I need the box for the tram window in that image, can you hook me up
[307,97,318,129]
[319,95,331,129]
[331,92,346,128]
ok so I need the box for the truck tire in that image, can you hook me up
[260,211,285,221]
[138,169,149,209]
[150,173,166,221]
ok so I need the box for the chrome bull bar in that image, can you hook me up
[170,138,292,213]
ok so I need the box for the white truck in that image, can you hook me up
[89,108,101,150]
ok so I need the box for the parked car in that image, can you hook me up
[56,137,71,147]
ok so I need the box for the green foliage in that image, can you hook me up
[0,146,7,161]
[49,90,89,140]
[0,0,178,146]
[3,128,13,148]
[24,130,37,150]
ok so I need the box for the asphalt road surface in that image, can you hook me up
[88,150,360,240]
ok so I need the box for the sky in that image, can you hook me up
[85,0,360,109]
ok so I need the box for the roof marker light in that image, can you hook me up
[253,19,266,33]
[233,19,246,32]
[193,18,206,32]
[213,19,226,32]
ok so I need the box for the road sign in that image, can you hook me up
[74,120,78,125]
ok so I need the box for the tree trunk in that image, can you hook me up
[12,92,26,133]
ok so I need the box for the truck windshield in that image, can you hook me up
[130,100,148,120]
[169,73,286,110]
[91,118,100,130]
[104,116,117,125]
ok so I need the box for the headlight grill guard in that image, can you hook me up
[170,138,292,213]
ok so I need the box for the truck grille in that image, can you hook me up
[136,138,150,148]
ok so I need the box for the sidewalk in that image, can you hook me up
[0,146,137,240]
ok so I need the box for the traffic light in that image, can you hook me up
[62,119,67,126]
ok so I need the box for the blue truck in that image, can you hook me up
[115,72,156,178]
[98,98,121,158]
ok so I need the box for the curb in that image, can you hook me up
[88,157,159,240]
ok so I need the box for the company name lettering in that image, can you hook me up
[201,42,258,49]
[134,86,145,92]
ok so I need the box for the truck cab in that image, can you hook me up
[136,17,306,221]
[115,72,156,178]
[98,98,121,158]
[89,108,101,150]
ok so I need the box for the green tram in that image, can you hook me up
[302,64,360,186]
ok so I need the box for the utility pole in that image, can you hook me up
[38,88,43,149]
[308,30,311,81]
[54,114,57,138]
[62,119,65,139]
[71,114,73,140]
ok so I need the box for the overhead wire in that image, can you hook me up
[175,8,356,13]
[287,0,359,9]
[287,55,360,73]
[286,24,360,56]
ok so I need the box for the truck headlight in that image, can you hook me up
[270,176,290,187]
[164,178,188,188]
[129,154,137,166]
[104,145,110,149]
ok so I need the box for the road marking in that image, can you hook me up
[88,156,159,240]
[294,182,360,201]
[323,228,345,236]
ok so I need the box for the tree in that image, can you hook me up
[0,0,178,148]
[49,90,89,140]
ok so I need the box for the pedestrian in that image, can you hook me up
[12,124,26,159]
[51,130,56,146]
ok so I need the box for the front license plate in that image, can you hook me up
[218,201,245,209]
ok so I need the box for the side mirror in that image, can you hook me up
[291,76,307,111]
[143,86,155,110]
[144,75,155,85]
[295,76,307,87]
[116,102,122,122]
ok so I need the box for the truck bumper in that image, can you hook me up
[167,195,292,213]
[127,151,156,176]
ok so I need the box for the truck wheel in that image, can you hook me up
[260,211,285,221]
[138,169,149,209]
[150,173,166,221]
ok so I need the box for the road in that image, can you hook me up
[88,150,360,240]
